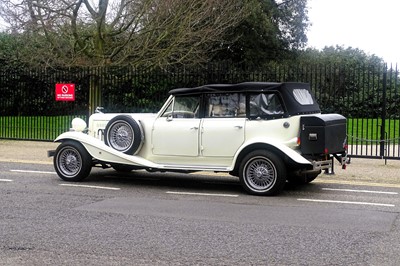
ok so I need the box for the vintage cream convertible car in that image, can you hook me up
[50,82,348,196]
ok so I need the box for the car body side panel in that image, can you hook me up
[201,118,246,157]
[152,117,201,156]
[54,132,233,171]
[55,130,311,173]
[55,132,159,168]
[245,117,301,147]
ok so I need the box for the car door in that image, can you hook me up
[152,95,201,156]
[201,93,246,157]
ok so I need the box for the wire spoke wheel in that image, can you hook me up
[108,121,134,152]
[239,150,286,196]
[245,157,276,190]
[54,141,92,182]
[58,147,82,177]
[104,116,143,155]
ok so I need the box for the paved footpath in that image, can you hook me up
[0,140,58,165]
[1,139,400,186]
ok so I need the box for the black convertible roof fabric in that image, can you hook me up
[169,82,321,115]
[169,82,282,94]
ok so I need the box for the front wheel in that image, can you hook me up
[239,150,286,196]
[54,141,92,182]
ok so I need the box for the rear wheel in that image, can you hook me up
[239,150,286,196]
[54,141,92,182]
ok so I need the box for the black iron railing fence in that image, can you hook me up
[1,63,399,159]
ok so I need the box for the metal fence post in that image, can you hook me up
[380,66,387,158]
[88,68,102,115]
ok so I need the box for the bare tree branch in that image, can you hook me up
[0,0,249,67]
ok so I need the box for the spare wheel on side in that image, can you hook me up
[104,115,143,154]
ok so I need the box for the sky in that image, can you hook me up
[307,0,400,64]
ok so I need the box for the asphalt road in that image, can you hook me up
[1,140,400,265]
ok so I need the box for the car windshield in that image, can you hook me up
[161,95,199,118]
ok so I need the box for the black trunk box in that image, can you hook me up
[300,114,346,155]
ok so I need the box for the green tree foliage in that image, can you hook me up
[297,46,395,118]
[214,0,310,66]
[299,45,384,65]
[0,33,23,68]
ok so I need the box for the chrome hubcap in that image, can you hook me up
[58,147,81,177]
[109,122,133,151]
[245,157,276,191]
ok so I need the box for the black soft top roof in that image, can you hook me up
[169,82,321,115]
[169,82,283,94]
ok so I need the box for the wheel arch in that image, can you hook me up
[54,137,99,162]
[54,138,95,162]
[55,137,86,149]
[232,142,310,176]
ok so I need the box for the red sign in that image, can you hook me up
[56,83,75,101]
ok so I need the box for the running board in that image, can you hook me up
[156,164,231,172]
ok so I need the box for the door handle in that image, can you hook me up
[234,126,243,129]
[190,127,199,130]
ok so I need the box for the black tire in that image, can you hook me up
[239,150,286,196]
[104,115,143,154]
[54,141,92,182]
